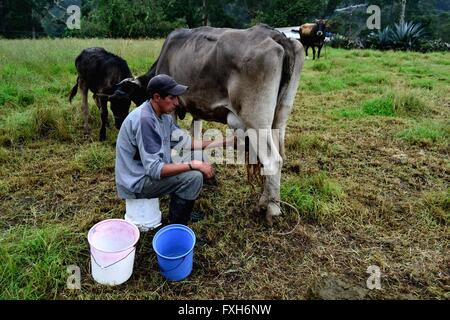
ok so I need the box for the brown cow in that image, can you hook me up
[299,19,327,60]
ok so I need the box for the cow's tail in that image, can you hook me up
[275,35,298,106]
[69,77,79,103]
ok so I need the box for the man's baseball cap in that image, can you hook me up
[147,74,189,97]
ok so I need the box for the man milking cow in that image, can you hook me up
[114,25,304,225]
[115,74,235,226]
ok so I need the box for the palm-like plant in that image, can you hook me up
[390,21,425,50]
[367,26,393,50]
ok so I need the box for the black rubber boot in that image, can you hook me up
[169,195,194,225]
[168,195,207,226]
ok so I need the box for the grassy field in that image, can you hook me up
[0,39,448,300]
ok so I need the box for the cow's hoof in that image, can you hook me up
[267,202,282,217]
[265,202,281,226]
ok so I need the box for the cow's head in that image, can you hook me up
[315,19,327,37]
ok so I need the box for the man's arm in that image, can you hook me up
[160,161,214,179]
[160,163,192,178]
[191,135,237,150]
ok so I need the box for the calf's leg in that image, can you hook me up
[79,80,90,136]
[94,94,109,141]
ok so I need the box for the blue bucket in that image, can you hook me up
[152,224,196,281]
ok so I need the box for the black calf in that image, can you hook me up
[69,47,134,141]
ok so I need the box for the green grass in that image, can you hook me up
[334,90,430,119]
[285,133,328,154]
[334,108,365,119]
[0,225,85,299]
[0,106,73,145]
[301,74,348,92]
[410,79,435,90]
[0,39,449,300]
[72,143,115,173]
[0,147,8,163]
[362,96,395,116]
[397,121,449,146]
[281,172,344,224]
[393,91,429,117]
[422,189,450,226]
[311,60,332,72]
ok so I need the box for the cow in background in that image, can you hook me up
[69,48,146,141]
[299,19,327,60]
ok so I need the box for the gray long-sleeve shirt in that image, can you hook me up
[115,101,191,199]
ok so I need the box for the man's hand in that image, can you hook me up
[190,160,215,179]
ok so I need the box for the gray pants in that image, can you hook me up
[136,170,203,201]
[135,151,206,201]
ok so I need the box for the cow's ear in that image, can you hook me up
[116,77,142,89]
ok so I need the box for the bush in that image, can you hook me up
[390,22,425,50]
[330,34,365,49]
[417,39,450,52]
[367,27,393,50]
[366,21,438,51]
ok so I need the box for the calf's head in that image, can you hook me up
[108,89,132,129]
[108,77,148,129]
[114,77,148,105]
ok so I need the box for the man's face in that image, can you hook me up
[154,94,179,114]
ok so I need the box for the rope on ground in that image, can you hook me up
[276,200,301,236]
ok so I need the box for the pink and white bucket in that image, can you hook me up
[88,219,140,286]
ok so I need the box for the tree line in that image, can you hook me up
[1,0,449,41]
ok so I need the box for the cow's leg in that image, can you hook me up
[318,45,323,59]
[226,39,289,223]
[304,46,309,58]
[312,47,316,60]
[243,47,286,222]
[79,80,90,136]
[262,40,304,224]
[94,94,109,141]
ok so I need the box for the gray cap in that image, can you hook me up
[147,74,189,97]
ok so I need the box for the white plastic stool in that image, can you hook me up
[124,198,162,232]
